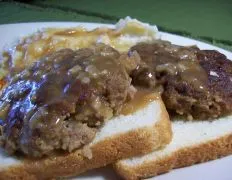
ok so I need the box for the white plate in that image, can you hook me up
[0,22,231,180]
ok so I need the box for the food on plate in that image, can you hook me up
[0,44,137,157]
[0,43,172,178]
[0,88,171,179]
[114,41,232,179]
[0,17,232,179]
[115,115,232,180]
[130,41,232,120]
[0,17,158,80]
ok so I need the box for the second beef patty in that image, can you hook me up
[130,41,232,120]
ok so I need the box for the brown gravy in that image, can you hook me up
[132,41,208,92]
[0,45,133,157]
[121,90,159,115]
[54,28,120,37]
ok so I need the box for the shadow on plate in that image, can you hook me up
[69,165,121,180]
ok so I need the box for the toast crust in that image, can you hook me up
[115,133,232,180]
[0,100,172,180]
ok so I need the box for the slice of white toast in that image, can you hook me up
[115,117,232,180]
[0,94,172,179]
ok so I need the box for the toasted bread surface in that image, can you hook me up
[0,98,172,180]
[115,119,232,180]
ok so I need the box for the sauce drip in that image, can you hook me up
[121,91,159,115]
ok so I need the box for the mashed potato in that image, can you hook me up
[0,17,159,79]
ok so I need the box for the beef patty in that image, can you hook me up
[0,44,137,157]
[130,41,232,120]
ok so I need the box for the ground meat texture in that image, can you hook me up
[130,41,232,120]
[0,44,135,157]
